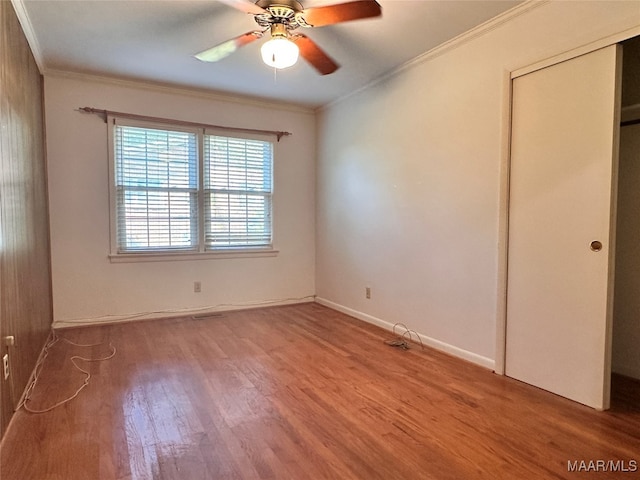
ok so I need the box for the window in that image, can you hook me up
[108,118,274,258]
[204,135,273,249]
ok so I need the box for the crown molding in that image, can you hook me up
[43,69,315,115]
[321,0,548,111]
[10,0,45,73]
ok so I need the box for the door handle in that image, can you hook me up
[590,240,603,252]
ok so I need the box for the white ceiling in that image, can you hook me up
[20,0,523,108]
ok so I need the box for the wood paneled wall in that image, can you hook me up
[0,0,53,438]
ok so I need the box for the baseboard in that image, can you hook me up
[612,364,640,382]
[621,103,640,123]
[53,297,316,329]
[315,297,495,371]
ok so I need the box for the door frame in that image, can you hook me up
[494,26,640,378]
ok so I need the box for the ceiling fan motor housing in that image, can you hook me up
[254,0,310,30]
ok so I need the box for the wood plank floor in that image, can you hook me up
[0,303,638,479]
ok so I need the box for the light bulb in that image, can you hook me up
[261,37,299,69]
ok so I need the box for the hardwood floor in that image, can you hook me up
[0,303,638,479]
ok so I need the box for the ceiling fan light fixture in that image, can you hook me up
[261,36,299,69]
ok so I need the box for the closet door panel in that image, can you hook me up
[506,45,621,410]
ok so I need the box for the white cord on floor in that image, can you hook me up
[17,330,116,414]
[384,323,425,350]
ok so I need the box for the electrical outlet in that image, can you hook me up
[2,354,8,380]
[194,281,201,293]
[366,287,371,299]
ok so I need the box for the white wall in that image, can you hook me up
[45,74,316,326]
[316,1,640,368]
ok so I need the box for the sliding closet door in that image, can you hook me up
[506,45,622,410]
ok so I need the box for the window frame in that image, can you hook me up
[107,116,277,262]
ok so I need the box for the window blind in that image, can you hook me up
[204,135,273,248]
[114,125,198,252]
[110,119,274,256]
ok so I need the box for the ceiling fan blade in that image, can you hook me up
[293,34,339,75]
[301,0,381,27]
[216,0,267,15]
[194,31,264,62]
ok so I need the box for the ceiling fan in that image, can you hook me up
[194,0,382,75]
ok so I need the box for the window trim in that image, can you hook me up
[107,115,277,261]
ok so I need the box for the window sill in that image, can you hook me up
[109,248,279,263]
